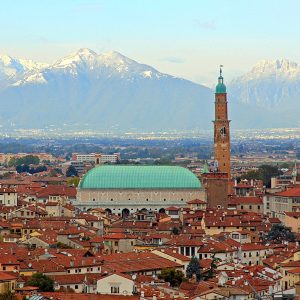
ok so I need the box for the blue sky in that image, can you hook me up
[1,0,300,86]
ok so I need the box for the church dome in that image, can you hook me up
[78,165,201,189]
[216,76,226,94]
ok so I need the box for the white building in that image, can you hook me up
[0,188,17,206]
[72,153,120,164]
[96,273,135,295]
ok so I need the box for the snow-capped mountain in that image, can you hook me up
[1,50,300,131]
[0,55,48,81]
[13,48,168,87]
[0,48,213,131]
[229,59,300,107]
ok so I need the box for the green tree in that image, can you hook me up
[26,272,54,292]
[186,256,202,282]
[171,227,180,235]
[204,255,221,280]
[67,177,80,187]
[9,155,40,167]
[158,268,185,287]
[66,165,78,177]
[258,165,282,187]
[241,170,259,181]
[266,224,296,243]
[241,164,282,188]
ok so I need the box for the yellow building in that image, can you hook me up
[0,272,17,294]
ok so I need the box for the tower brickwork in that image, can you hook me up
[214,67,231,179]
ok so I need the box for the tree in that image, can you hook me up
[26,272,54,292]
[258,165,282,188]
[266,224,296,243]
[186,256,202,281]
[9,155,40,167]
[204,255,221,280]
[67,177,80,187]
[241,164,282,188]
[171,227,180,235]
[158,268,185,287]
[16,164,47,174]
[66,165,78,177]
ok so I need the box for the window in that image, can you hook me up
[75,285,78,289]
[111,286,119,294]
[186,247,190,256]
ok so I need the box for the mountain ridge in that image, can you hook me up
[0,49,299,130]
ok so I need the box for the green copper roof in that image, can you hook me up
[216,76,226,94]
[216,66,226,94]
[79,165,201,189]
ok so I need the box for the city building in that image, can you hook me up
[264,187,300,219]
[75,165,204,216]
[202,68,231,208]
[72,153,120,164]
[0,188,17,206]
[213,66,231,178]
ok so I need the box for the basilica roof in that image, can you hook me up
[78,165,201,190]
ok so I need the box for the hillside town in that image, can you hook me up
[0,71,298,300]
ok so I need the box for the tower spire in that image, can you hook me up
[216,65,226,93]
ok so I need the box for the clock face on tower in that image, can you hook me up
[220,126,226,137]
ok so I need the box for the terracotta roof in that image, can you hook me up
[36,185,76,199]
[275,187,300,197]
[165,206,180,211]
[287,267,300,274]
[285,212,300,218]
[241,243,268,251]
[0,272,17,281]
[187,199,207,204]
[229,197,263,205]
[38,293,140,300]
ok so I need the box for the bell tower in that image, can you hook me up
[213,66,231,179]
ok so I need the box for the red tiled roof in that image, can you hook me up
[166,206,180,211]
[229,197,262,205]
[275,187,300,197]
[36,185,76,198]
[241,243,268,251]
[187,199,207,204]
[38,293,139,300]
[285,212,300,218]
[0,272,17,281]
